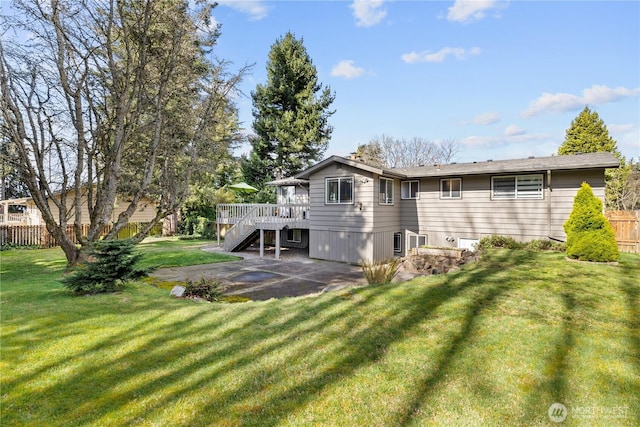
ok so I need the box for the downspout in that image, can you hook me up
[546,169,553,240]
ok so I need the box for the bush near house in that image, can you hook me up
[361,257,402,285]
[564,182,620,262]
[476,236,566,252]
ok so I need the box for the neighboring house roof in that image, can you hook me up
[293,152,619,181]
[0,197,29,205]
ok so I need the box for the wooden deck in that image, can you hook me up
[217,203,310,256]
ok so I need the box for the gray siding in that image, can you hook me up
[401,169,606,247]
[549,169,605,239]
[308,164,403,262]
[310,229,371,264]
[309,161,607,261]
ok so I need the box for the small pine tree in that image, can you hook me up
[62,239,150,295]
[564,182,619,262]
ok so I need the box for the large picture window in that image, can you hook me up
[492,174,543,199]
[379,178,394,205]
[326,177,354,204]
[401,180,419,199]
[440,178,462,199]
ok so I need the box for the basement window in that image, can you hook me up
[394,232,402,253]
[408,234,427,250]
[287,229,302,243]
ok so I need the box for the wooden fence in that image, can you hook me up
[0,223,163,248]
[606,210,640,254]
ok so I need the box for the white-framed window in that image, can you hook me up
[326,177,354,204]
[492,174,543,200]
[408,234,427,250]
[280,185,295,204]
[287,228,302,243]
[379,177,394,205]
[393,232,402,253]
[401,180,419,199]
[440,178,462,199]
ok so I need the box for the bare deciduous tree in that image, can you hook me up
[1,0,247,265]
[357,135,459,168]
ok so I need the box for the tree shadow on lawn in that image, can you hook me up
[184,249,531,426]
[5,250,612,426]
[518,285,577,425]
[620,257,640,425]
[518,254,640,426]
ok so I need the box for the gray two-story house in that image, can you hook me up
[217,152,618,263]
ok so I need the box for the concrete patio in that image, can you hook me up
[150,245,420,300]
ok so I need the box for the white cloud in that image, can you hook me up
[464,111,500,125]
[504,124,525,136]
[331,60,365,79]
[447,0,508,24]
[401,46,481,63]
[351,0,387,27]
[217,0,269,20]
[461,132,548,148]
[521,84,640,117]
[609,123,636,134]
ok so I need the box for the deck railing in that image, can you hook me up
[0,213,28,224]
[217,203,310,251]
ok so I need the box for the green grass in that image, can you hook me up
[1,242,639,426]
[134,237,241,269]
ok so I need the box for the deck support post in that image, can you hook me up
[275,229,280,260]
[260,229,264,257]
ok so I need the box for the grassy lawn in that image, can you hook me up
[1,240,638,426]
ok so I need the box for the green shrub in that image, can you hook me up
[477,236,566,253]
[196,217,217,240]
[477,235,524,251]
[566,229,620,262]
[184,275,226,302]
[62,239,150,295]
[564,182,619,262]
[524,239,566,252]
[361,258,401,285]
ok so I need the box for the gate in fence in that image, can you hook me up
[606,210,640,254]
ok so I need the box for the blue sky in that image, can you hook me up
[210,0,640,163]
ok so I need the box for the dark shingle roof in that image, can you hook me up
[291,152,619,181]
[396,152,620,178]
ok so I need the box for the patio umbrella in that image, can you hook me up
[228,182,258,194]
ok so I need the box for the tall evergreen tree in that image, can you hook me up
[558,106,620,155]
[244,33,335,193]
[557,106,628,209]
